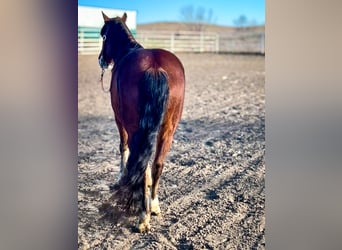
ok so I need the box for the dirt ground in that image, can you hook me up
[78,53,265,249]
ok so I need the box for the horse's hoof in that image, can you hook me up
[138,222,151,233]
[151,198,161,216]
[151,211,162,218]
[151,206,161,216]
[151,205,161,217]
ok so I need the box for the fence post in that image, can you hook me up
[260,33,265,54]
[142,33,146,47]
[79,31,84,54]
[216,33,219,53]
[170,32,175,52]
[200,32,204,52]
[98,35,102,53]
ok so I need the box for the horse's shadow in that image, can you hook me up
[98,201,138,232]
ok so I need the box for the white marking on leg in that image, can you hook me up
[151,196,161,215]
[122,147,130,168]
[137,165,152,232]
[117,148,130,182]
[144,165,152,212]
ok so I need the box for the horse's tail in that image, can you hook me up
[113,68,169,212]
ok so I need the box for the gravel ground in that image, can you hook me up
[78,53,265,249]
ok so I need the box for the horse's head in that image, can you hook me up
[98,12,127,69]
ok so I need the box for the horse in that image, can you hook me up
[98,12,185,232]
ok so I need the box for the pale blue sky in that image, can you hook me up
[78,0,265,26]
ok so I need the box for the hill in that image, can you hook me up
[137,22,264,34]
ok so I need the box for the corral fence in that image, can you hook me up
[78,29,265,54]
[78,27,102,54]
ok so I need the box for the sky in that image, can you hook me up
[78,0,265,27]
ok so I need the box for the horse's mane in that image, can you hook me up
[102,17,143,63]
[115,18,137,44]
[108,17,142,50]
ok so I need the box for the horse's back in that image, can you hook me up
[121,49,183,77]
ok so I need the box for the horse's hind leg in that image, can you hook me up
[138,122,175,231]
[151,122,176,216]
[138,165,152,232]
[115,118,129,182]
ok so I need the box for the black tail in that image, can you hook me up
[112,68,169,211]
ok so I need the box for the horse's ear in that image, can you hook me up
[122,12,127,23]
[102,11,110,22]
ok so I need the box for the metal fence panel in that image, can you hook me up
[78,29,265,54]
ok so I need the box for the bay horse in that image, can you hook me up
[98,12,185,232]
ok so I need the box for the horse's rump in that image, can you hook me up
[113,59,171,211]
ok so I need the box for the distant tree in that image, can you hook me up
[233,15,258,30]
[180,5,215,31]
[233,15,248,28]
[180,5,194,23]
